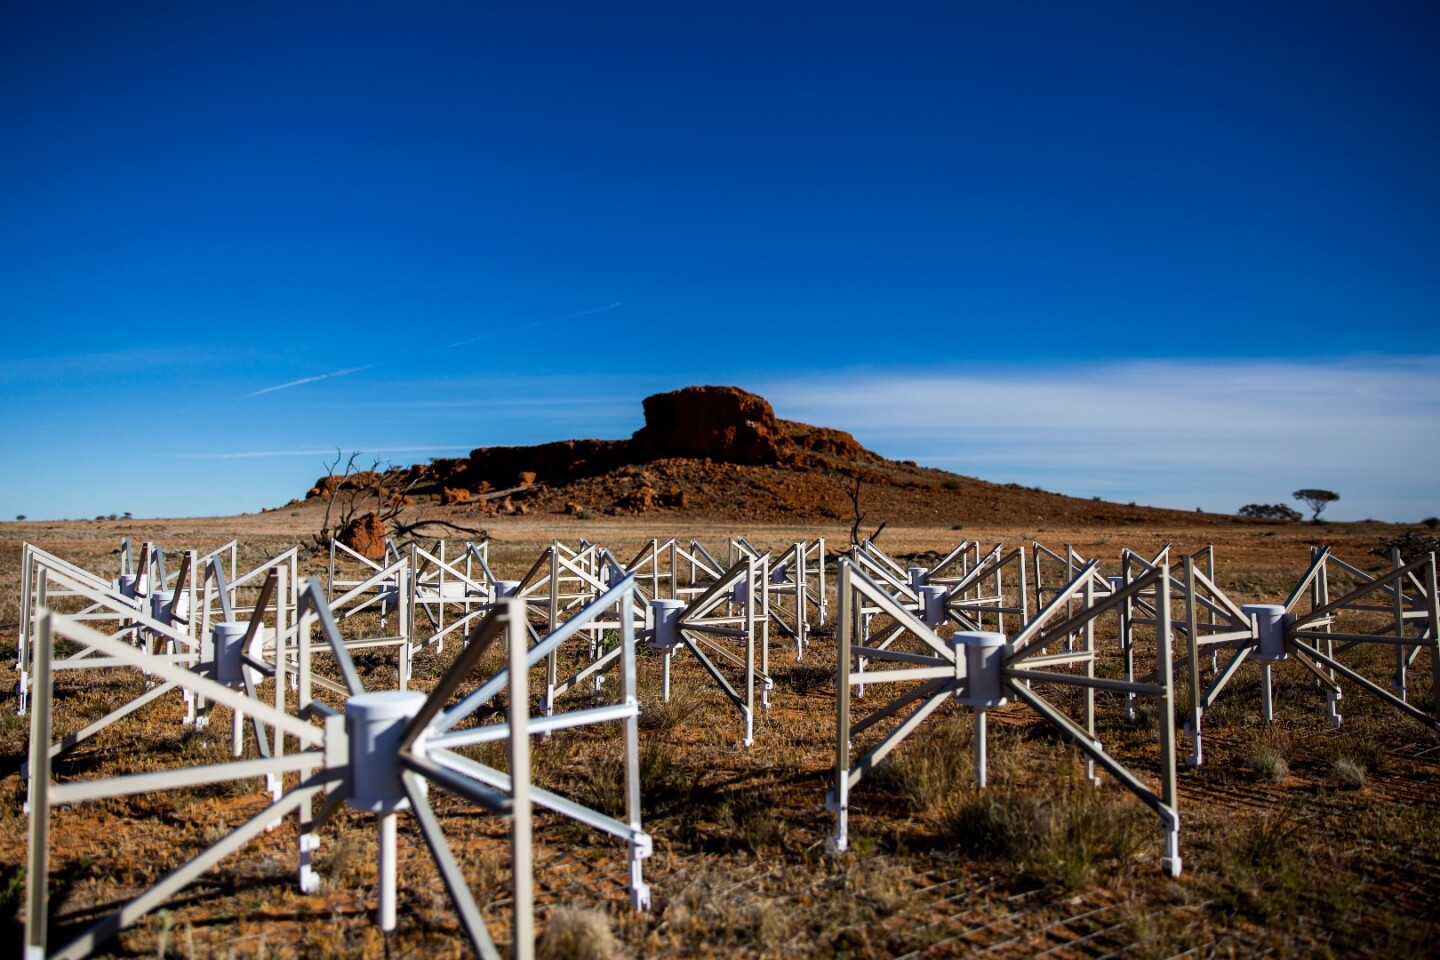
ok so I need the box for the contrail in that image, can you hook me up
[239,301,624,397]
[444,301,624,349]
[553,301,625,323]
[241,364,375,399]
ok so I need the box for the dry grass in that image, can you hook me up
[1244,735,1292,784]
[2,517,1439,957]
[1330,755,1366,790]
[937,762,1152,893]
[537,906,626,960]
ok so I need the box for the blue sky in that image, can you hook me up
[2,2,1437,522]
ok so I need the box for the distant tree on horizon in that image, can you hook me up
[1293,488,1340,522]
[1238,503,1302,522]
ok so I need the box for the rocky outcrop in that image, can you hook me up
[308,475,342,499]
[306,469,391,501]
[459,439,628,492]
[630,386,796,465]
[287,384,1235,527]
[303,386,877,514]
[443,386,838,491]
[786,422,870,461]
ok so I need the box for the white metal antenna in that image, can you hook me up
[620,537,680,602]
[828,556,1182,876]
[15,543,204,716]
[1179,545,1440,763]
[16,543,144,714]
[845,540,1029,700]
[734,538,826,659]
[645,555,772,746]
[16,562,208,791]
[24,583,540,960]
[322,555,416,685]
[406,539,498,654]
[415,568,655,911]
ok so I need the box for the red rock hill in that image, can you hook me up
[306,385,1228,527]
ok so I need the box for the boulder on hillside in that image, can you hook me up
[617,485,657,513]
[339,512,387,559]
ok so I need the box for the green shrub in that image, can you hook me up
[872,712,974,812]
[938,779,1149,892]
[1374,529,1440,563]
[1238,503,1302,521]
[1211,814,1304,918]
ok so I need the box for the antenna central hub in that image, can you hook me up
[649,598,685,649]
[149,589,176,626]
[918,585,948,626]
[212,621,248,685]
[952,631,1009,707]
[1243,603,1289,661]
[346,690,427,812]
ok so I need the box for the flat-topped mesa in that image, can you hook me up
[294,384,1235,526]
[631,386,796,465]
[306,385,875,498]
[629,386,873,465]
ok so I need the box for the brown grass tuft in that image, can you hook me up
[537,906,626,960]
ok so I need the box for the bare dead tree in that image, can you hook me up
[310,448,490,554]
[842,468,887,547]
[390,518,491,543]
[310,451,410,552]
[311,449,362,553]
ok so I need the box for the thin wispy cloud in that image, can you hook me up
[240,364,376,399]
[0,346,215,385]
[756,356,1440,521]
[444,301,625,349]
